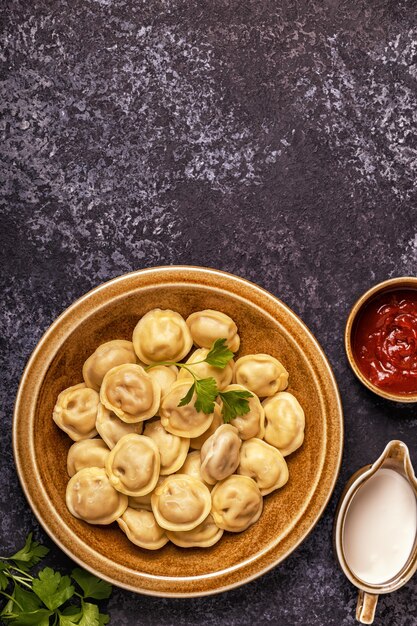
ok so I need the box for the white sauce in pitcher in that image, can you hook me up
[343,468,417,585]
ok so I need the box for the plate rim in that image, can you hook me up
[13,265,344,597]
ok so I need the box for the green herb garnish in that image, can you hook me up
[218,389,253,423]
[204,339,234,369]
[146,338,252,422]
[0,533,111,625]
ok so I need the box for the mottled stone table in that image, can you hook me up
[2,1,417,624]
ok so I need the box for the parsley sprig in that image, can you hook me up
[146,338,253,422]
[0,533,111,625]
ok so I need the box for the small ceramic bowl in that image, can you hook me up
[13,266,343,597]
[345,277,417,403]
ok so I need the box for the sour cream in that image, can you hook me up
[343,468,417,585]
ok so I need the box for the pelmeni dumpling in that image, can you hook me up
[128,477,165,512]
[67,439,110,477]
[190,403,223,450]
[233,354,289,397]
[211,475,263,532]
[221,384,264,440]
[177,348,234,391]
[160,381,214,438]
[96,403,143,448]
[179,451,213,490]
[151,474,211,531]
[238,438,289,495]
[83,340,137,391]
[132,309,193,365]
[53,383,99,441]
[262,392,305,456]
[146,365,178,397]
[66,467,128,524]
[105,434,160,496]
[100,364,160,423]
[200,425,242,485]
[167,513,223,548]
[117,508,168,550]
[143,419,189,475]
[186,310,240,352]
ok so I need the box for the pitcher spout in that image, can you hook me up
[376,440,417,486]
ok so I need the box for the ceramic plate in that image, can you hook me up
[13,266,343,597]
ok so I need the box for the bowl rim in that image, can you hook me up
[13,265,344,597]
[344,276,417,403]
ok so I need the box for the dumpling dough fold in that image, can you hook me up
[53,383,99,441]
[66,467,128,524]
[234,354,288,397]
[105,434,160,496]
[211,475,263,532]
[132,309,193,364]
[100,364,160,423]
[83,340,137,391]
[151,474,211,532]
[117,508,168,550]
[262,391,305,456]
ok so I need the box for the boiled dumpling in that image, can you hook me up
[66,467,128,524]
[238,438,289,495]
[53,383,99,441]
[143,419,189,475]
[151,474,211,531]
[200,425,241,485]
[128,477,165,512]
[117,508,168,550]
[96,403,143,448]
[67,438,110,477]
[189,403,223,450]
[146,365,178,397]
[211,475,263,532]
[177,348,234,390]
[186,309,240,352]
[221,384,264,440]
[233,354,288,397]
[166,513,223,548]
[82,340,137,391]
[179,451,213,490]
[132,309,193,364]
[100,364,160,423]
[262,392,305,456]
[160,381,214,438]
[105,434,160,496]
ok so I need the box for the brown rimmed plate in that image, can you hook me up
[13,266,343,597]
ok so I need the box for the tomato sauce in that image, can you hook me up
[352,290,417,395]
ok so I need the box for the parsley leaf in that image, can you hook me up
[0,535,111,626]
[6,584,43,613]
[58,607,82,626]
[4,608,53,625]
[59,616,81,626]
[79,601,100,626]
[71,569,112,600]
[177,382,195,407]
[204,338,234,369]
[178,378,218,414]
[194,378,218,414]
[32,567,74,611]
[7,533,49,571]
[218,390,253,422]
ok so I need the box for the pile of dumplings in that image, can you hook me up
[54,308,305,550]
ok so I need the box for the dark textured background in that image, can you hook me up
[1,1,417,624]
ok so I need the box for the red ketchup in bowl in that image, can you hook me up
[352,290,417,395]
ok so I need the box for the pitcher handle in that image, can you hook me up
[356,590,378,624]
